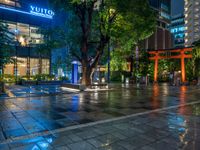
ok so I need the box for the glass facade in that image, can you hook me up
[4,57,49,76]
[4,21,44,46]
[0,0,51,76]
[170,14,185,48]
[0,0,20,7]
[149,0,171,22]
[160,0,171,20]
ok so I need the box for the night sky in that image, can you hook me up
[171,0,184,16]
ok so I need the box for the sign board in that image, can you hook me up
[0,5,54,19]
[30,6,55,19]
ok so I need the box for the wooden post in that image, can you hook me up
[154,52,159,83]
[181,50,186,83]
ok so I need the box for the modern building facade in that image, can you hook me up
[0,0,54,76]
[143,0,172,50]
[170,14,185,48]
[184,0,200,46]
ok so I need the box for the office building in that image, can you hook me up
[0,0,54,76]
[184,0,200,46]
[170,14,185,48]
[143,0,172,50]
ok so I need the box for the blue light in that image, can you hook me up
[72,61,79,65]
[72,96,79,112]
[0,5,53,19]
[72,63,78,84]
[171,26,185,33]
[14,29,19,33]
[30,6,54,19]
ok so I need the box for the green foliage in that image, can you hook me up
[48,0,156,62]
[0,74,17,83]
[110,71,122,82]
[48,0,156,85]
[0,22,15,72]
[110,48,130,71]
[186,60,195,81]
[33,74,55,81]
[192,40,200,77]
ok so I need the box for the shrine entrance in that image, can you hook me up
[148,47,193,83]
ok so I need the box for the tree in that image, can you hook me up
[191,40,200,79]
[49,0,156,86]
[0,22,14,75]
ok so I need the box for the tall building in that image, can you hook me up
[0,0,54,76]
[143,0,172,50]
[170,14,185,48]
[184,0,200,46]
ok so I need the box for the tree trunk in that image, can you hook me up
[135,44,139,83]
[81,63,94,86]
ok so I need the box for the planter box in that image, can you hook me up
[37,81,62,85]
[21,80,37,86]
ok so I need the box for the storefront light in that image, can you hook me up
[4,0,11,3]
[18,36,27,46]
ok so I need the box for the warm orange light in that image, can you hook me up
[181,51,186,82]
[148,48,192,83]
[154,53,159,82]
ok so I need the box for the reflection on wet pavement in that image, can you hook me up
[0,84,200,149]
[6,85,73,97]
[1,102,200,150]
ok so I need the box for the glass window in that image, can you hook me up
[0,0,21,7]
[30,58,39,75]
[30,26,43,44]
[4,21,44,46]
[0,0,15,6]
[4,63,14,75]
[41,59,50,74]
[17,57,27,76]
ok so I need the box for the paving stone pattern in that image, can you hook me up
[0,84,200,149]
[0,103,200,150]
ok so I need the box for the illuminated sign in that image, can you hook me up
[171,27,185,33]
[30,6,55,19]
[0,5,54,19]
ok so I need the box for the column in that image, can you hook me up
[181,50,186,83]
[154,52,159,82]
[72,62,79,84]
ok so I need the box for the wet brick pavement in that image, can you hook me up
[0,84,200,149]
[0,102,200,150]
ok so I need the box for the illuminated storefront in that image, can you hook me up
[4,57,50,76]
[0,0,54,76]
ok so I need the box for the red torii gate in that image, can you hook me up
[148,47,193,83]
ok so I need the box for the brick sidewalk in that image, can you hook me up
[1,102,200,150]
